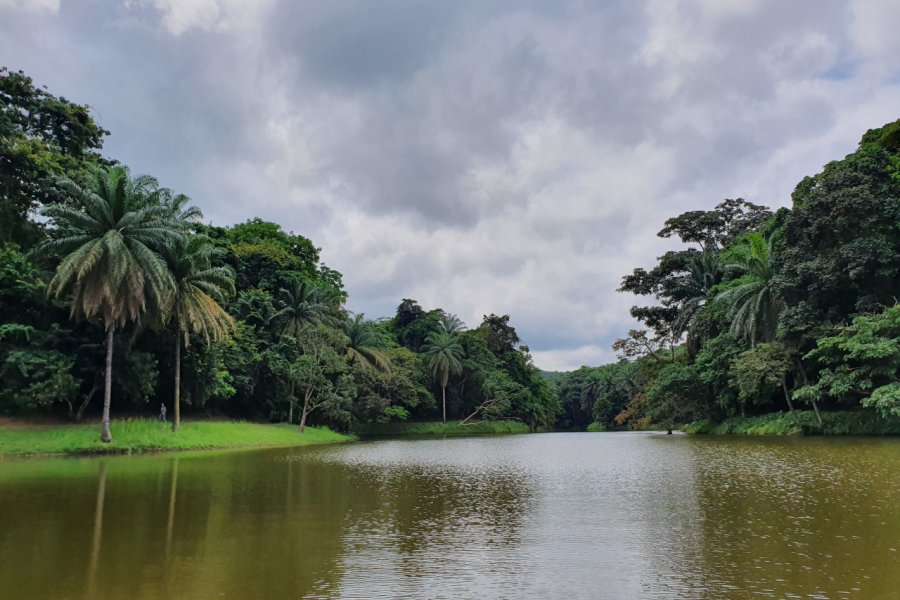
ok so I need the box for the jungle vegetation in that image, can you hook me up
[555,119,900,433]
[0,68,558,441]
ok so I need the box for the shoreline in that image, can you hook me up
[0,419,355,459]
[682,410,900,436]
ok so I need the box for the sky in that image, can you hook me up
[2,0,899,371]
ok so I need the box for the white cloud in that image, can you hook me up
[0,0,58,12]
[4,0,899,370]
[125,0,271,35]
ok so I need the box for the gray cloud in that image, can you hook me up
[2,0,899,370]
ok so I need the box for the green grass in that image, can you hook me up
[683,410,900,436]
[352,420,531,437]
[0,419,354,457]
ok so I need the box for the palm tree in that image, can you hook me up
[274,279,336,337]
[342,313,391,372]
[422,330,465,422]
[39,166,179,442]
[716,232,782,345]
[673,252,722,349]
[163,235,236,432]
[439,313,467,334]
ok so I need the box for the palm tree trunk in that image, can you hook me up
[442,385,447,422]
[100,326,114,443]
[172,334,181,433]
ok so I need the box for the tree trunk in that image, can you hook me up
[288,381,294,424]
[100,327,114,443]
[76,382,100,423]
[442,385,447,422]
[810,397,823,426]
[299,391,311,434]
[172,334,181,433]
[781,377,795,413]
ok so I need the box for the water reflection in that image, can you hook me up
[0,435,898,599]
[86,461,107,599]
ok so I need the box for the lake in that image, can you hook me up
[1,432,898,599]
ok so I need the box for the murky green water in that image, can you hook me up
[1,433,898,599]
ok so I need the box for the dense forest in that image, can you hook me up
[556,121,900,432]
[0,68,557,439]
[2,67,898,439]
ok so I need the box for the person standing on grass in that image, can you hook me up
[159,402,167,422]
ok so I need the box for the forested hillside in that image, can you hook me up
[556,121,900,432]
[0,68,557,439]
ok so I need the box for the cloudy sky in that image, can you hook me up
[2,0,899,370]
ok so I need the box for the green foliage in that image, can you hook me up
[796,306,900,417]
[684,410,900,436]
[0,349,78,411]
[730,342,793,413]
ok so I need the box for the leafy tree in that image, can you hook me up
[729,342,800,418]
[693,333,744,416]
[479,314,520,356]
[658,198,773,252]
[774,121,900,337]
[162,235,236,432]
[37,166,180,442]
[1,67,110,247]
[642,363,707,434]
[795,306,900,418]
[422,329,465,422]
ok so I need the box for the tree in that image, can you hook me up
[642,363,707,434]
[729,342,800,418]
[774,120,900,337]
[274,279,336,337]
[292,330,352,433]
[795,306,900,419]
[1,67,110,247]
[716,232,782,345]
[163,235,236,432]
[342,313,391,372]
[479,314,520,356]
[422,330,465,422]
[38,166,179,442]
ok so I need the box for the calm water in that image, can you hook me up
[1,433,898,599]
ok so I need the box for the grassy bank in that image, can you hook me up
[683,410,900,436]
[0,419,353,457]
[353,420,531,437]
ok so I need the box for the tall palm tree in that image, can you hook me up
[422,330,465,422]
[716,232,782,345]
[342,313,391,372]
[163,235,236,432]
[39,166,179,442]
[274,279,336,337]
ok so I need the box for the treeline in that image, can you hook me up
[0,68,559,440]
[556,120,900,432]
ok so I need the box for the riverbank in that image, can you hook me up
[352,420,531,437]
[0,419,354,457]
[683,410,900,436]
